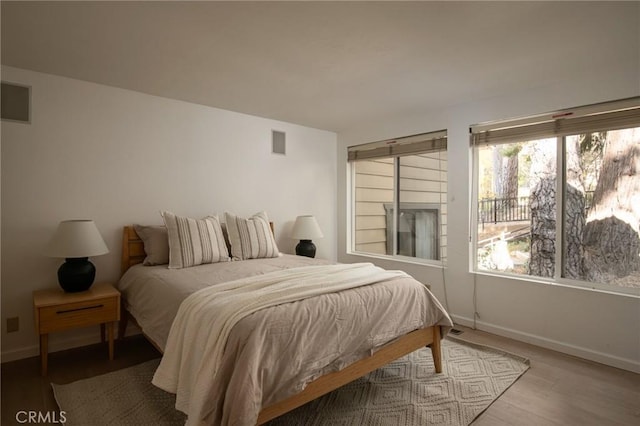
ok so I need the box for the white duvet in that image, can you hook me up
[119,256,453,426]
[152,263,413,425]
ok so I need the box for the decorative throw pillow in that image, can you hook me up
[161,211,230,269]
[224,211,279,260]
[133,224,169,266]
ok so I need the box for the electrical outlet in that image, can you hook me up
[7,317,19,333]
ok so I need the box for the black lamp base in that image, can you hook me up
[295,240,316,258]
[58,257,96,292]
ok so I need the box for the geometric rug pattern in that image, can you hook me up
[268,336,530,426]
[53,337,529,426]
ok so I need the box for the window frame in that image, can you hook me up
[348,130,447,266]
[470,98,640,296]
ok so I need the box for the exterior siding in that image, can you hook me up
[354,151,447,260]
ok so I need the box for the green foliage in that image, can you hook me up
[508,238,530,253]
[518,152,532,188]
[499,143,523,158]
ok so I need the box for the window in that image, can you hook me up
[472,98,640,293]
[384,203,440,259]
[349,130,447,262]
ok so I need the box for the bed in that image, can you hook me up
[118,218,453,425]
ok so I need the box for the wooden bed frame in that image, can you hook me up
[119,225,443,424]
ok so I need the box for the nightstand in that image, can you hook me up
[33,282,120,376]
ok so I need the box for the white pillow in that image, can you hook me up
[225,211,279,260]
[161,211,230,269]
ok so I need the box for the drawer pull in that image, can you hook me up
[56,304,104,314]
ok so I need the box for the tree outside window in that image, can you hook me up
[474,103,639,293]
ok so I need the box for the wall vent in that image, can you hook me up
[1,81,31,123]
[272,130,286,155]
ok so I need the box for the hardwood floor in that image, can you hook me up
[1,328,638,425]
[1,335,161,426]
[457,326,640,426]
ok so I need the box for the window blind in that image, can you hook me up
[470,97,640,146]
[348,130,447,161]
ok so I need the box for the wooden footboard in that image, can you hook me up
[119,225,444,424]
[122,308,442,425]
[257,325,441,424]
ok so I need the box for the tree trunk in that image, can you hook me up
[504,154,519,200]
[493,145,519,221]
[530,177,556,277]
[492,146,504,197]
[502,155,519,219]
[528,138,557,278]
[563,135,585,280]
[582,128,640,284]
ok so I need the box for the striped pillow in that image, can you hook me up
[161,212,230,269]
[225,211,279,260]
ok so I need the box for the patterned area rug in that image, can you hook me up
[52,337,529,426]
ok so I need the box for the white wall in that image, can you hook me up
[1,66,337,361]
[337,57,640,371]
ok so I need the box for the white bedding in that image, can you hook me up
[118,254,329,350]
[118,255,453,426]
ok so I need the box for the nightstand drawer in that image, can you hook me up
[38,296,118,333]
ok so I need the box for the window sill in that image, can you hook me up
[473,269,640,298]
[346,250,445,269]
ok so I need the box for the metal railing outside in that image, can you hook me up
[478,191,595,226]
[478,196,530,225]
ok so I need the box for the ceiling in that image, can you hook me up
[2,1,638,132]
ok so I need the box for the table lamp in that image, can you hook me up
[291,215,323,258]
[44,220,109,292]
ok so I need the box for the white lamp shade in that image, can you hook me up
[291,215,324,240]
[44,220,109,258]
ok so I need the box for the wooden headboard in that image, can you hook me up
[120,222,276,276]
[121,226,146,276]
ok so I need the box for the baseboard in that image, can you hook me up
[1,325,142,364]
[450,314,640,374]
[2,333,97,363]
